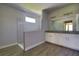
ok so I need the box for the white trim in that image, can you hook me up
[18,44,24,50]
[0,43,17,49]
[25,41,45,51]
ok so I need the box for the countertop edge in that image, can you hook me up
[45,31,79,34]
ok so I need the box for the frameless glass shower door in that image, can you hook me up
[17,16,25,55]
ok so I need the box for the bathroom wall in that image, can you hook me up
[0,4,22,47]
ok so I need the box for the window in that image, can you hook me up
[65,21,73,31]
[25,17,36,23]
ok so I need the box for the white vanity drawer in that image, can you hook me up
[45,33,58,43]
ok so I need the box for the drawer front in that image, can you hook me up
[45,33,58,43]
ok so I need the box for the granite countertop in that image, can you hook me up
[45,31,79,34]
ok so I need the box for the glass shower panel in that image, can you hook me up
[17,17,25,55]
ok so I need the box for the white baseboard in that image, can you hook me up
[25,41,45,51]
[0,41,44,51]
[0,43,17,49]
[18,44,24,50]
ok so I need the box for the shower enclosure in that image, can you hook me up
[17,13,42,55]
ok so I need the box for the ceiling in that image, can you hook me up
[17,3,68,15]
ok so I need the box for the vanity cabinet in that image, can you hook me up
[46,33,58,44]
[67,34,79,50]
[45,33,79,50]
